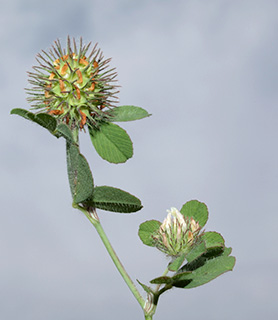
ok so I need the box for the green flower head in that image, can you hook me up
[26,36,118,130]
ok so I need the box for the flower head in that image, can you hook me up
[152,207,201,257]
[26,37,118,130]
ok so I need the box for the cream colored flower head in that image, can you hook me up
[152,207,201,257]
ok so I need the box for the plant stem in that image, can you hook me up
[78,206,146,311]
[145,316,153,320]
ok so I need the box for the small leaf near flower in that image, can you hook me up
[89,123,133,163]
[168,252,187,272]
[201,231,225,249]
[11,108,57,132]
[110,105,151,122]
[150,276,173,285]
[138,220,161,247]
[185,241,207,263]
[55,123,75,142]
[180,200,208,228]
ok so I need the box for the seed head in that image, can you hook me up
[26,37,119,130]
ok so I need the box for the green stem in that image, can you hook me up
[145,316,153,320]
[77,205,146,311]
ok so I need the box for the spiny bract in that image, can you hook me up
[26,37,119,130]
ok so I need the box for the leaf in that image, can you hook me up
[171,271,193,288]
[174,255,236,289]
[55,123,74,142]
[180,200,208,228]
[168,252,187,272]
[179,247,224,274]
[66,143,94,204]
[174,241,235,289]
[150,276,173,285]
[110,105,151,122]
[35,113,57,132]
[89,123,133,163]
[185,240,207,263]
[11,108,57,132]
[138,220,161,247]
[11,108,35,121]
[86,186,142,213]
[202,231,225,249]
[222,247,233,257]
[172,271,192,282]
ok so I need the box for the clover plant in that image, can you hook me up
[11,37,236,320]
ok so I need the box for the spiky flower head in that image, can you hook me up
[26,37,118,130]
[152,207,202,257]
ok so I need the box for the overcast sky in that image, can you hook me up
[1,0,278,319]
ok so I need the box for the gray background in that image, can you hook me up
[1,0,278,319]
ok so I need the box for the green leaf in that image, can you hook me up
[168,252,187,272]
[222,247,233,256]
[180,200,208,227]
[11,108,35,120]
[35,113,57,132]
[89,123,133,163]
[185,240,207,263]
[174,255,236,289]
[171,271,193,288]
[202,231,225,249]
[110,105,151,122]
[11,108,57,132]
[150,276,173,285]
[55,123,74,142]
[66,143,94,204]
[138,220,161,247]
[86,186,142,213]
